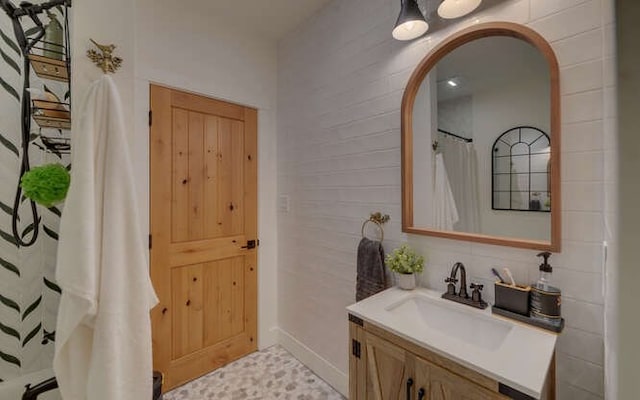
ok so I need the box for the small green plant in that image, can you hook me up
[385,244,425,275]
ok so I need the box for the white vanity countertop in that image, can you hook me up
[346,287,558,399]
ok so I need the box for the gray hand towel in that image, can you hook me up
[356,237,388,302]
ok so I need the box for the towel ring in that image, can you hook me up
[361,219,384,242]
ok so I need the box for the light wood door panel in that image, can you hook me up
[150,85,258,390]
[217,118,245,236]
[186,111,205,240]
[414,356,508,400]
[171,110,244,243]
[366,333,410,400]
[203,256,246,346]
[203,116,221,238]
[171,264,204,359]
[171,108,189,242]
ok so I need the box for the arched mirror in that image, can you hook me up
[401,22,560,252]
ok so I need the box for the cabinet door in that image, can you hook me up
[414,356,508,400]
[349,322,368,400]
[366,333,412,400]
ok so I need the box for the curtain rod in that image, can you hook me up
[438,128,473,143]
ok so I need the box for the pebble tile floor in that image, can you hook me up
[163,345,346,400]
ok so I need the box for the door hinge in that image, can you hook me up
[149,110,152,126]
[241,240,257,250]
[352,339,361,359]
[149,234,152,250]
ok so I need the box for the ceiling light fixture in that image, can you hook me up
[447,80,458,87]
[392,0,429,41]
[438,0,482,19]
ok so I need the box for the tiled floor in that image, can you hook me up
[164,345,346,400]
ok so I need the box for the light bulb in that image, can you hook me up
[392,20,429,41]
[393,0,429,41]
[438,0,482,19]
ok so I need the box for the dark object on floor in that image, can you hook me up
[356,237,387,301]
[153,371,164,400]
[22,377,58,400]
[20,372,163,399]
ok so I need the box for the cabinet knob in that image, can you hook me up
[406,378,414,400]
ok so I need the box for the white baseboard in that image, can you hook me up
[258,325,280,350]
[276,328,348,397]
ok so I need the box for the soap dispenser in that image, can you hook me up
[530,252,562,325]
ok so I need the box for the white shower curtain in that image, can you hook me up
[433,153,459,231]
[438,134,480,233]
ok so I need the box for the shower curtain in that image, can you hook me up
[438,134,480,233]
[433,153,459,231]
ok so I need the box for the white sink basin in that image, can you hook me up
[385,294,513,351]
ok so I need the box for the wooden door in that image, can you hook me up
[366,333,412,400]
[149,85,258,390]
[414,356,508,400]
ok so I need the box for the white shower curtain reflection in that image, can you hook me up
[433,153,459,231]
[438,134,480,233]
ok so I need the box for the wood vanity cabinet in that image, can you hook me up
[349,317,554,400]
[415,357,507,400]
[361,330,411,400]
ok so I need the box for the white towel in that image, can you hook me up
[53,75,158,400]
[433,153,459,231]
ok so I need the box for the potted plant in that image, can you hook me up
[385,244,425,290]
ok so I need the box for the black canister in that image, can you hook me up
[530,285,561,320]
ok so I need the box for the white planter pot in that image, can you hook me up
[397,273,416,290]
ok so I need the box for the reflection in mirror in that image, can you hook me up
[492,126,550,212]
[411,35,552,242]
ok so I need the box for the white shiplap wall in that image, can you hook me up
[277,0,614,398]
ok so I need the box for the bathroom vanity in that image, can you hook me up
[347,288,557,400]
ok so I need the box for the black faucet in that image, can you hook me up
[442,262,487,310]
[451,262,468,298]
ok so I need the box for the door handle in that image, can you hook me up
[241,240,257,249]
[418,388,426,400]
[406,378,414,400]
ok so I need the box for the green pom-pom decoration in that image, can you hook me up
[20,164,70,208]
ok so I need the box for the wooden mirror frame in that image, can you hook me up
[401,22,561,252]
